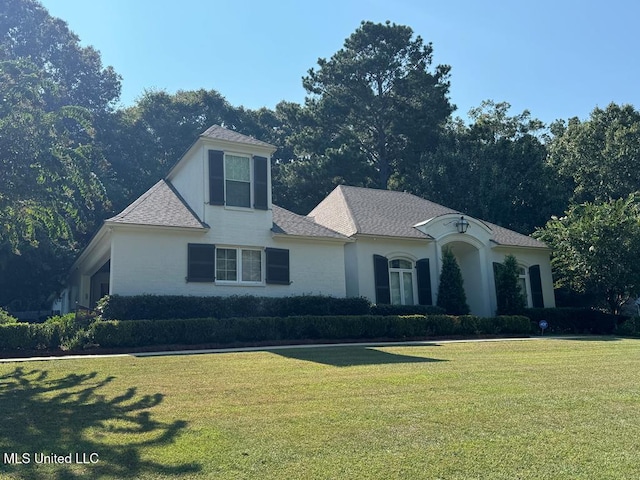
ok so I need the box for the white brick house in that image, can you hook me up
[59,125,555,316]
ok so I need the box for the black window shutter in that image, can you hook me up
[416,258,433,305]
[529,265,544,308]
[266,248,290,284]
[373,254,390,304]
[253,156,268,210]
[187,244,215,282]
[208,150,224,205]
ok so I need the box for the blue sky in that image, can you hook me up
[39,0,638,126]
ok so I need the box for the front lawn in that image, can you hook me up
[1,338,639,479]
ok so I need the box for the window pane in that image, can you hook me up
[518,278,527,301]
[390,272,401,305]
[242,250,261,282]
[225,155,250,181]
[403,271,414,304]
[226,180,251,207]
[390,259,412,269]
[216,248,237,281]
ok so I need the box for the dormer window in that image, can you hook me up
[225,155,251,207]
[208,150,268,209]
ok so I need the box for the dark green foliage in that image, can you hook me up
[0,308,17,324]
[407,101,566,234]
[534,194,640,314]
[301,20,453,190]
[616,316,640,337]
[525,308,625,335]
[495,255,526,315]
[0,323,56,350]
[436,248,470,315]
[97,294,372,321]
[88,315,532,349]
[0,313,531,352]
[370,304,445,316]
[548,103,640,205]
[44,313,97,350]
[0,0,121,112]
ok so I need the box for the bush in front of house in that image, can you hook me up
[436,247,470,315]
[525,308,625,334]
[87,314,532,349]
[97,294,372,321]
[369,304,445,316]
[0,323,57,350]
[0,307,17,324]
[615,316,640,337]
[494,255,527,315]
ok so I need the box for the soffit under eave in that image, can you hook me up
[70,224,111,274]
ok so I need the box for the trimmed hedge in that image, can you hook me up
[369,304,445,316]
[525,308,626,334]
[616,316,640,337]
[87,314,532,349]
[97,294,372,320]
[0,323,58,350]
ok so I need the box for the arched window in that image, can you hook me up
[517,265,531,307]
[389,258,415,305]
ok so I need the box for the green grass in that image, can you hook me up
[1,338,640,479]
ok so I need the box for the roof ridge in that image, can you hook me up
[200,124,275,149]
[273,204,347,238]
[335,185,360,234]
[164,179,209,228]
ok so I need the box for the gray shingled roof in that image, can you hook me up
[200,125,275,149]
[309,185,546,248]
[107,180,207,229]
[272,205,348,240]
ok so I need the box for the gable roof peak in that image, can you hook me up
[200,124,275,150]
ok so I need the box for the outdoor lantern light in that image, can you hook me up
[455,216,470,234]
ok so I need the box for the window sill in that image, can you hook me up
[215,281,265,287]
[223,205,254,212]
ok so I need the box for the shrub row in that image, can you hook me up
[0,323,59,350]
[616,316,640,337]
[87,314,531,349]
[97,294,446,321]
[97,294,372,320]
[525,308,627,335]
[0,314,531,351]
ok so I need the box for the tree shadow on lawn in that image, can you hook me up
[0,367,200,479]
[270,345,447,367]
[547,335,623,342]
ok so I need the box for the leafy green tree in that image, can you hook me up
[408,101,566,234]
[301,20,453,190]
[495,254,526,315]
[0,0,121,112]
[548,103,640,204]
[436,247,470,315]
[534,194,640,314]
[0,59,110,308]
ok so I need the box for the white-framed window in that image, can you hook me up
[517,265,531,307]
[216,247,263,284]
[389,258,415,305]
[224,154,251,207]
